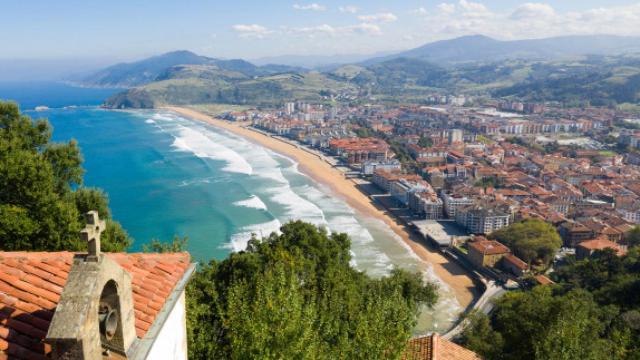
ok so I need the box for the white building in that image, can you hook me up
[442,192,474,218]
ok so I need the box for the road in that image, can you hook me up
[442,281,507,340]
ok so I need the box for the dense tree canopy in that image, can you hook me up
[186,221,438,360]
[490,219,562,266]
[0,101,131,252]
[460,247,640,359]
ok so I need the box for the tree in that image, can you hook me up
[187,221,438,360]
[417,135,433,148]
[460,286,617,360]
[458,311,504,360]
[143,235,188,253]
[0,101,131,252]
[490,219,562,266]
[624,226,640,248]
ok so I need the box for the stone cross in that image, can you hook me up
[80,211,106,262]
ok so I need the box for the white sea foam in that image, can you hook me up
[267,185,327,226]
[171,125,253,175]
[233,195,268,210]
[227,218,282,252]
[145,119,156,124]
[152,113,175,121]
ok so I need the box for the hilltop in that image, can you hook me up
[91,35,640,109]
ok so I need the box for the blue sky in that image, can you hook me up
[2,0,640,61]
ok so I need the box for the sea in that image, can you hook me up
[0,81,461,333]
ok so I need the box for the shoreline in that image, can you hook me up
[164,106,479,311]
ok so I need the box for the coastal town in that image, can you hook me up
[3,1,640,356]
[213,97,640,294]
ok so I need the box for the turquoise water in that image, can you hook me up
[10,83,461,333]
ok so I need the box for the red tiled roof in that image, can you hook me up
[503,254,528,270]
[0,252,191,359]
[577,239,625,254]
[468,240,510,256]
[402,334,483,360]
[534,275,554,285]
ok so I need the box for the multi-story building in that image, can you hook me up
[329,137,391,164]
[448,129,463,144]
[455,206,511,234]
[442,192,474,218]
[361,159,402,176]
[410,192,444,219]
[390,179,431,207]
[372,170,422,193]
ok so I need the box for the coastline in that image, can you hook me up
[164,106,479,310]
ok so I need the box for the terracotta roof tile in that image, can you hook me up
[0,252,191,359]
[402,334,483,360]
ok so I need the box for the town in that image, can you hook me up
[221,97,640,288]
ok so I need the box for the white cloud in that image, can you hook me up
[350,23,383,36]
[357,13,398,23]
[437,3,456,14]
[232,24,272,39]
[339,5,358,14]
[511,3,556,20]
[458,0,488,13]
[411,7,428,15]
[287,22,382,37]
[293,3,326,11]
[418,2,640,41]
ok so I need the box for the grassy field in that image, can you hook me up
[188,103,252,116]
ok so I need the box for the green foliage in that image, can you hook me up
[490,219,562,266]
[0,101,131,252]
[417,135,433,148]
[143,235,188,253]
[459,311,504,360]
[187,221,438,360]
[625,226,640,248]
[461,287,617,360]
[460,247,640,359]
[474,177,503,189]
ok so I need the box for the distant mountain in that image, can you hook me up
[366,35,640,65]
[98,39,640,109]
[80,50,303,88]
[252,51,394,70]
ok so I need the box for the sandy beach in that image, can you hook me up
[164,106,479,310]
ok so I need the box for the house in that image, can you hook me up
[468,239,511,268]
[402,334,483,360]
[576,237,627,260]
[0,212,195,360]
[500,254,529,277]
[558,221,593,248]
[534,275,555,285]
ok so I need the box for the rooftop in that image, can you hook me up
[468,240,510,255]
[402,334,483,360]
[0,251,192,360]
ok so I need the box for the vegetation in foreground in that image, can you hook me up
[186,221,439,360]
[459,247,640,359]
[0,101,131,252]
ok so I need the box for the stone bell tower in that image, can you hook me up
[46,211,138,359]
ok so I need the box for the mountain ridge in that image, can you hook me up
[364,34,640,65]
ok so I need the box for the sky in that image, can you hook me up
[2,0,640,62]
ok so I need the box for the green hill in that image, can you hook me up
[104,68,356,108]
